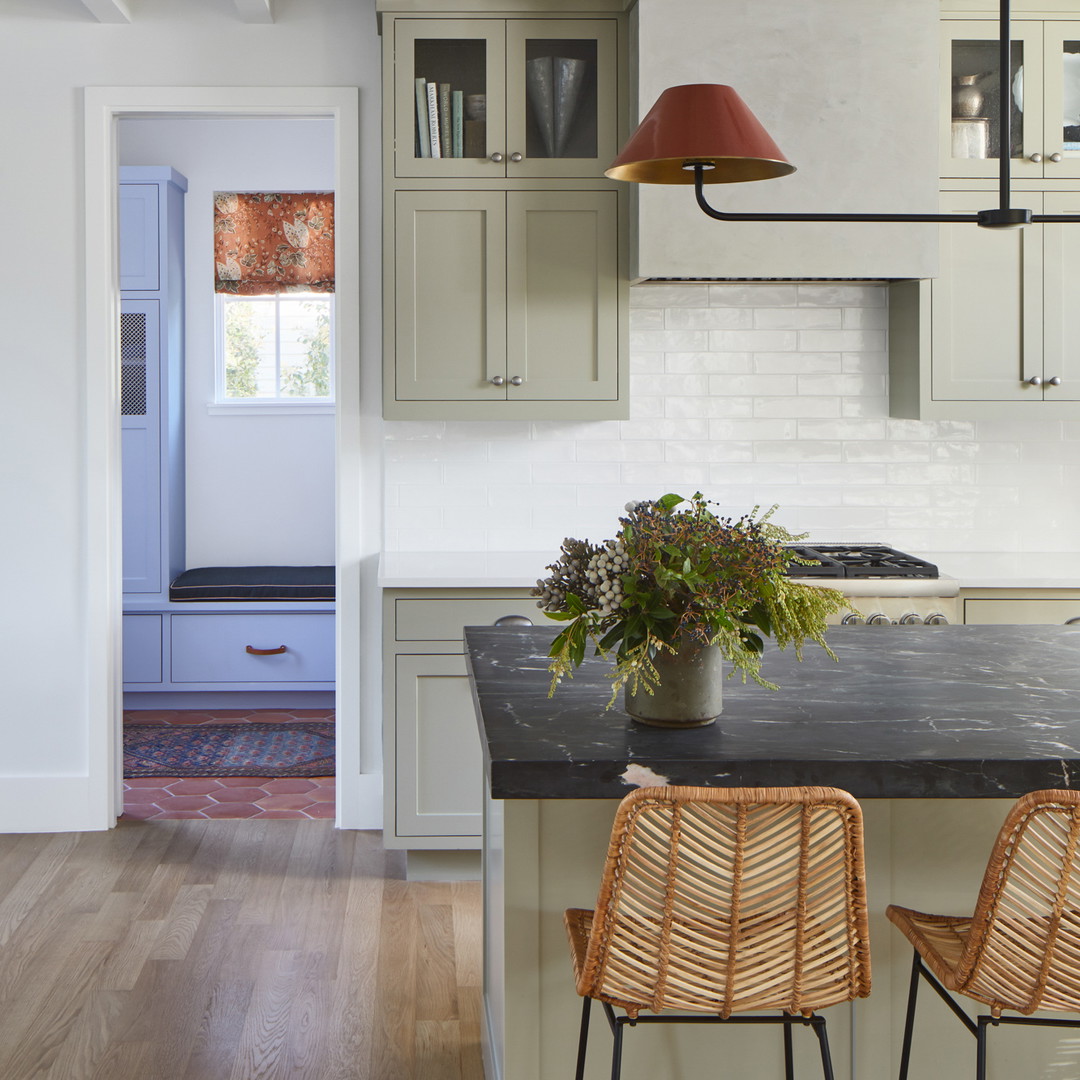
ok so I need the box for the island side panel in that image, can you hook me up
[488,796,1074,1080]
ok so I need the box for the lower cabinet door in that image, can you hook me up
[171,613,335,685]
[122,614,163,684]
[395,654,482,838]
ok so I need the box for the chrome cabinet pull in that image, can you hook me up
[246,644,287,655]
[1048,376,1063,386]
[509,152,523,162]
[1031,152,1044,162]
[1027,375,1043,386]
[490,152,504,163]
[490,375,505,386]
[509,375,523,386]
[1051,152,1064,163]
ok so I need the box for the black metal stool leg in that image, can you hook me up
[574,996,591,1080]
[811,1016,836,1080]
[610,1016,624,1080]
[976,1017,989,1080]
[783,1014,795,1080]
[898,948,922,1080]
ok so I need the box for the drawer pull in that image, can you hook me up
[1065,618,1080,626]
[246,644,287,655]
[494,615,533,627]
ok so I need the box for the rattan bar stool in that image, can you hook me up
[887,789,1080,1080]
[564,785,872,1080]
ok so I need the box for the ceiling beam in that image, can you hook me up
[80,0,132,22]
[233,0,274,23]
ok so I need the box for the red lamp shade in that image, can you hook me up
[605,83,795,185]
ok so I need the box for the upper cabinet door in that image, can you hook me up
[119,184,160,291]
[504,19,619,181]
[394,19,506,180]
[941,20,1045,180]
[1039,23,1080,181]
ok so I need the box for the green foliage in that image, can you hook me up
[282,301,331,398]
[223,300,264,398]
[535,493,849,705]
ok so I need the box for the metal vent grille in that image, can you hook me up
[120,311,147,416]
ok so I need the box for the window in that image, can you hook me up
[217,292,334,403]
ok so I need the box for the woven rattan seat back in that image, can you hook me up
[571,785,871,1018]
[951,789,1080,1015]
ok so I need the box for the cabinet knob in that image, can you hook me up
[1051,152,1064,163]
[494,614,533,627]
[1048,376,1063,386]
[1027,375,1043,386]
[924,613,949,625]
[1031,152,1043,162]
[490,152,504,163]
[490,375,505,386]
[509,375,523,386]
[509,152,523,163]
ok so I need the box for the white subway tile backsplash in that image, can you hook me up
[383,283,1065,555]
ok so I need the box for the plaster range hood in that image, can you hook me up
[629,0,941,282]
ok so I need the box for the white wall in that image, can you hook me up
[119,116,335,566]
[385,282,1080,559]
[0,1,382,828]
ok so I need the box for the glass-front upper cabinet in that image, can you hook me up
[941,20,1080,180]
[393,18,618,180]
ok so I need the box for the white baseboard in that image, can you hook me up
[0,777,113,833]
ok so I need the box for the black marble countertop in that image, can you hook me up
[464,623,1080,800]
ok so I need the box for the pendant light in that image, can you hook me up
[606,0,1075,229]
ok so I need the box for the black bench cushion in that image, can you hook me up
[169,566,335,602]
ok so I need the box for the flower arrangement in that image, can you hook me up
[533,493,848,704]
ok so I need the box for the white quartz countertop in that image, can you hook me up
[924,552,1080,590]
[378,550,1080,591]
[378,551,552,589]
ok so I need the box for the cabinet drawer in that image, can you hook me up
[171,613,335,683]
[395,597,548,641]
[123,614,162,684]
[964,599,1080,625]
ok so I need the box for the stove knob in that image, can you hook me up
[899,613,924,625]
[924,612,949,625]
[840,613,865,625]
[866,612,893,626]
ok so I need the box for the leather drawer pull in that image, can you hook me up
[246,644,287,656]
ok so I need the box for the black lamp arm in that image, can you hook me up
[692,166,976,224]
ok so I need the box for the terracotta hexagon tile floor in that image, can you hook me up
[122,708,335,820]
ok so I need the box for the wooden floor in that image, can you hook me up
[0,820,483,1080]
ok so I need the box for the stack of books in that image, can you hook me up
[415,78,483,158]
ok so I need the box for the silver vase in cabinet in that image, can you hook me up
[526,56,588,158]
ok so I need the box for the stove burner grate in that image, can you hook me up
[784,545,939,579]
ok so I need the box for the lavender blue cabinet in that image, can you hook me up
[120,167,186,600]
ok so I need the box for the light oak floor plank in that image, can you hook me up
[0,822,482,1080]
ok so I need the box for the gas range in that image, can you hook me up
[785,543,959,626]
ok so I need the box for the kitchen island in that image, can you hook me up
[466,623,1080,1080]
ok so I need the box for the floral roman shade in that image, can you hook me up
[214,192,334,295]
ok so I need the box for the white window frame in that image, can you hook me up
[212,291,336,412]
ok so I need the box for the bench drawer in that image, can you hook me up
[171,613,335,684]
[123,614,162,684]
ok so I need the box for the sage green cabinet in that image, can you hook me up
[890,189,1080,418]
[941,17,1080,181]
[963,589,1080,625]
[383,588,558,851]
[392,17,619,181]
[388,187,625,418]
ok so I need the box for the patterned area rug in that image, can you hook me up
[124,722,335,778]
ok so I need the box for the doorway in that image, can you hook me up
[84,87,381,829]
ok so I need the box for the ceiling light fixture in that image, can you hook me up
[605,0,1074,229]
